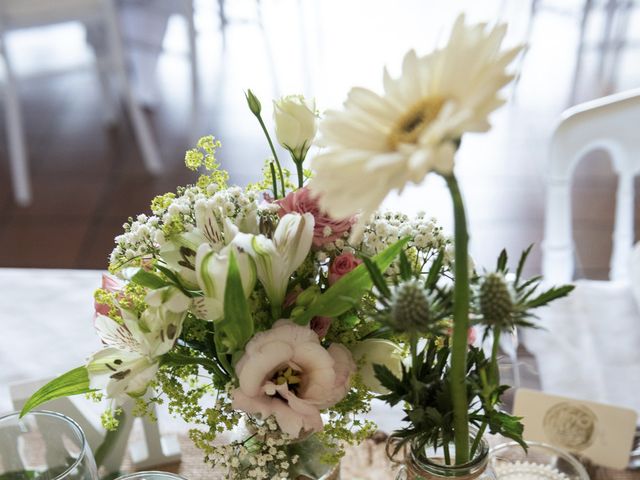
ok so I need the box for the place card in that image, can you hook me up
[513,388,638,470]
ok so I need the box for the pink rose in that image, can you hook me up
[94,274,123,317]
[231,320,356,438]
[276,187,354,247]
[328,253,362,285]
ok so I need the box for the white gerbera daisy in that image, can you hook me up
[309,15,522,234]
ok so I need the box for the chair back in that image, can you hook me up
[542,88,640,283]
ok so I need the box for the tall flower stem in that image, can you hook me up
[445,173,470,465]
[256,115,286,197]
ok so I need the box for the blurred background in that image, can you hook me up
[0,0,638,276]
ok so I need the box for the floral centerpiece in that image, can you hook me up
[21,86,454,479]
[22,14,574,480]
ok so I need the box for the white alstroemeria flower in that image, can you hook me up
[273,94,318,161]
[158,230,206,288]
[158,209,241,288]
[309,15,521,238]
[87,294,189,402]
[194,200,240,249]
[194,243,256,322]
[234,213,314,308]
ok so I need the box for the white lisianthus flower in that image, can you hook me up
[87,290,190,403]
[309,15,522,237]
[234,213,314,308]
[351,338,404,394]
[273,95,318,162]
[193,243,256,321]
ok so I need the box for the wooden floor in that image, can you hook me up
[0,0,639,278]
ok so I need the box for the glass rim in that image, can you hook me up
[115,472,189,480]
[411,425,488,468]
[0,409,90,480]
[490,440,591,479]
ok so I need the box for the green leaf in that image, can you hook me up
[425,250,445,289]
[525,284,574,309]
[361,256,391,298]
[21,367,94,417]
[399,251,412,281]
[215,249,254,357]
[496,249,508,272]
[293,237,410,325]
[515,244,533,285]
[131,268,169,290]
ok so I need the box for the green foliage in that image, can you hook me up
[473,245,575,332]
[131,268,170,290]
[376,340,526,456]
[215,250,255,371]
[292,237,410,325]
[21,367,95,417]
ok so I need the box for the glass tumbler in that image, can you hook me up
[0,410,98,480]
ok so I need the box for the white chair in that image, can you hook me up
[0,0,164,206]
[542,88,640,283]
[523,89,640,419]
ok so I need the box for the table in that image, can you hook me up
[1,268,637,479]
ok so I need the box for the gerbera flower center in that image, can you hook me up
[271,366,302,394]
[388,96,445,148]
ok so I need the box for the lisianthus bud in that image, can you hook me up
[245,89,262,116]
[273,95,317,162]
[389,279,432,332]
[479,272,514,328]
[351,339,403,394]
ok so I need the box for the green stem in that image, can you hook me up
[409,332,419,392]
[443,436,452,465]
[162,352,229,383]
[269,161,278,199]
[490,327,501,386]
[445,174,470,465]
[295,161,304,188]
[256,114,286,197]
[470,421,487,460]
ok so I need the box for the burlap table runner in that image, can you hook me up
[124,434,639,480]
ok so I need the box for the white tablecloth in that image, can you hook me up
[523,279,640,415]
[0,268,103,414]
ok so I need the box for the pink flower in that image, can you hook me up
[445,326,477,345]
[310,316,332,338]
[231,320,356,438]
[94,274,123,317]
[276,187,354,247]
[328,252,362,285]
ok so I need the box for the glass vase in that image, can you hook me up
[0,410,99,480]
[391,430,497,480]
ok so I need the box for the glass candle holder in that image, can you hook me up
[115,472,188,480]
[0,410,98,480]
[490,441,590,480]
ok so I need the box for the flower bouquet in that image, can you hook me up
[22,14,574,480]
[21,82,455,480]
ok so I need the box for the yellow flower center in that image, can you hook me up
[272,366,302,392]
[388,97,445,149]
